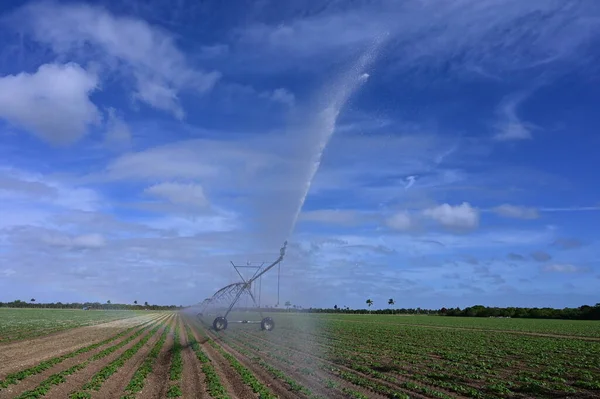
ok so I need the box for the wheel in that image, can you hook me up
[213,316,228,331]
[261,317,275,331]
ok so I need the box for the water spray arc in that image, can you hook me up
[197,241,287,331]
[196,37,387,332]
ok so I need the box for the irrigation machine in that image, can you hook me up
[197,241,287,332]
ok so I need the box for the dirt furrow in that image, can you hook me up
[188,316,305,399]
[89,315,172,398]
[222,332,374,399]
[36,315,167,398]
[188,323,258,399]
[137,315,177,399]
[0,321,154,399]
[179,317,208,399]
[0,313,162,379]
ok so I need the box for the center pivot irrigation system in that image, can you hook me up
[197,241,287,332]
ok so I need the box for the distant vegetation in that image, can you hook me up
[3,300,600,320]
[261,303,600,320]
[0,299,181,311]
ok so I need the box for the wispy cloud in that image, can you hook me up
[493,92,536,141]
[11,1,220,118]
[543,263,588,274]
[492,204,539,219]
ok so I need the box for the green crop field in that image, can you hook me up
[0,308,148,343]
[315,313,600,337]
[214,312,600,398]
[2,309,599,398]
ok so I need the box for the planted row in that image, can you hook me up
[120,322,171,399]
[184,324,229,399]
[0,323,144,389]
[68,323,163,398]
[206,339,277,399]
[167,319,183,398]
[14,319,165,399]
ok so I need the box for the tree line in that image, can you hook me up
[441,304,600,320]
[250,302,600,320]
[0,299,182,311]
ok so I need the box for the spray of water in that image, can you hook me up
[286,37,387,239]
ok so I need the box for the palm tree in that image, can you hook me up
[366,299,373,313]
[107,300,111,304]
[284,300,291,310]
[144,301,149,307]
[134,300,138,305]
[30,298,36,303]
[388,298,395,306]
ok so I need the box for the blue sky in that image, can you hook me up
[1,0,599,309]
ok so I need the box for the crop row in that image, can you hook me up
[120,321,171,399]
[0,322,144,389]
[184,324,229,399]
[67,319,167,398]
[166,318,183,398]
[206,338,277,399]
[0,309,152,343]
[14,315,169,399]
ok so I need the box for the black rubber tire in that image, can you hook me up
[261,317,275,331]
[213,316,228,331]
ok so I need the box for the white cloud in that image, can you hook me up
[15,1,220,118]
[144,182,209,208]
[493,204,539,219]
[543,263,586,274]
[42,232,106,249]
[423,202,479,230]
[493,92,536,141]
[404,175,417,189]
[386,212,412,231]
[259,88,295,107]
[0,269,16,278]
[104,141,223,181]
[0,63,100,144]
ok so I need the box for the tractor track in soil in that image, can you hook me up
[179,316,208,399]
[35,314,169,398]
[90,314,173,398]
[188,321,260,399]
[190,320,306,399]
[0,313,163,380]
[139,314,178,399]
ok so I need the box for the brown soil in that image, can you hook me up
[0,313,161,379]
[223,330,382,399]
[138,315,177,398]
[0,322,152,399]
[192,320,314,398]
[39,314,168,398]
[185,317,265,399]
[178,316,208,399]
[90,314,172,398]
